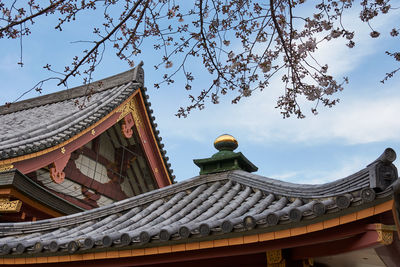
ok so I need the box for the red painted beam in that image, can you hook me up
[11,90,171,191]
[29,220,389,267]
[290,231,381,260]
[14,112,121,174]
[134,92,170,188]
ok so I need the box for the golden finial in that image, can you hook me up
[214,134,238,151]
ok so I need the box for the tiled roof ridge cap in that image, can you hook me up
[0,63,144,115]
[228,169,370,198]
[228,168,368,189]
[228,147,397,196]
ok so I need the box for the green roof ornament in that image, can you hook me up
[193,134,258,175]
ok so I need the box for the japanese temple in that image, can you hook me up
[0,63,174,221]
[0,67,399,266]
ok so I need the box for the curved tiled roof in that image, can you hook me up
[0,68,141,159]
[0,150,397,256]
[0,64,175,181]
[0,82,135,158]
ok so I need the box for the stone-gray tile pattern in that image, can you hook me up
[0,65,175,181]
[0,167,392,256]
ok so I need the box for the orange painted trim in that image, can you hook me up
[228,236,244,246]
[339,213,357,224]
[323,217,340,229]
[0,91,139,166]
[171,244,185,252]
[290,226,307,236]
[213,238,229,247]
[374,200,393,214]
[1,200,394,264]
[356,207,375,220]
[243,234,259,244]
[158,245,172,254]
[0,189,12,196]
[259,232,275,241]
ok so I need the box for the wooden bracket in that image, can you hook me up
[371,223,397,245]
[49,153,71,184]
[121,113,135,138]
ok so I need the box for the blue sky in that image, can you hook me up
[1,4,399,184]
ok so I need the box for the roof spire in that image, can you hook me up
[193,134,258,175]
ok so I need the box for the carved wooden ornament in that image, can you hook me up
[0,198,22,213]
[377,229,393,245]
[266,249,283,264]
[121,113,135,138]
[50,153,71,184]
[0,164,14,172]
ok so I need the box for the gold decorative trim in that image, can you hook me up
[117,97,143,128]
[375,224,396,245]
[61,147,66,154]
[0,164,14,172]
[266,249,282,264]
[377,229,393,245]
[91,129,96,135]
[0,91,139,166]
[0,198,22,213]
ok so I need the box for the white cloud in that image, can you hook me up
[153,6,400,147]
[270,155,370,185]
[156,82,400,146]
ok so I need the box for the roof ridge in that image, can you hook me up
[227,169,370,198]
[0,63,144,115]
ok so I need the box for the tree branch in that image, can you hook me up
[0,0,65,33]
[58,0,145,85]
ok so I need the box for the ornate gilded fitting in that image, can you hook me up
[375,224,396,245]
[0,164,14,172]
[0,198,22,213]
[214,134,238,151]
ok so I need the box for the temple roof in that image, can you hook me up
[0,169,83,215]
[0,64,174,181]
[0,147,397,256]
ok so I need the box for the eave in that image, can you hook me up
[0,64,174,189]
[0,169,83,221]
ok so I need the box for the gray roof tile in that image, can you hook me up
[0,64,175,182]
[0,154,396,256]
